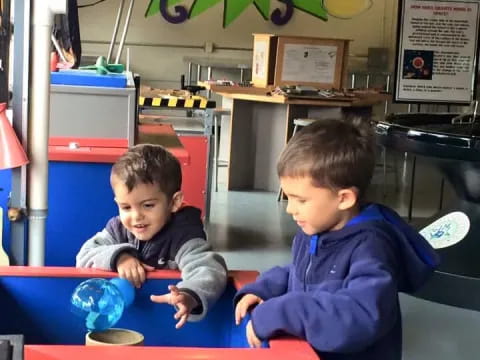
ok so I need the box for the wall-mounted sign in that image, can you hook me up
[145,0,372,27]
[394,0,480,104]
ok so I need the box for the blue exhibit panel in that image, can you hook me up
[0,163,116,266]
[46,161,117,266]
[0,276,249,348]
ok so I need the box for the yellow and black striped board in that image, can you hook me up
[139,96,216,109]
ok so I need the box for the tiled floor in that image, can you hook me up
[206,151,480,360]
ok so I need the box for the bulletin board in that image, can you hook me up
[274,36,349,89]
[394,0,480,104]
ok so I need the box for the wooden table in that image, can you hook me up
[209,87,388,191]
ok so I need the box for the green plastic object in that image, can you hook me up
[79,56,125,75]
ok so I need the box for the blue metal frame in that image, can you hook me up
[0,276,251,348]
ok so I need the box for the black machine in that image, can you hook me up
[180,74,205,95]
[376,111,480,310]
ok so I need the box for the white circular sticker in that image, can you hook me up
[419,211,470,249]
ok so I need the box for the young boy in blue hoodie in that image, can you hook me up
[234,119,439,360]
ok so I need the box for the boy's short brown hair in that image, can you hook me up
[277,118,375,198]
[111,144,181,198]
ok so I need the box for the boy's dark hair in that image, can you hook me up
[277,118,375,198]
[111,144,181,198]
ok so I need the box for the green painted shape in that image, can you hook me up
[145,0,328,24]
[224,0,253,26]
[292,0,328,20]
[145,0,159,17]
[189,0,223,18]
[253,0,270,19]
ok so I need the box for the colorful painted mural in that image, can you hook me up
[145,0,373,27]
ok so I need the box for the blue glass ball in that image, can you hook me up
[110,277,135,307]
[71,278,126,331]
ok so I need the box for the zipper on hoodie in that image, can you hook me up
[304,234,319,291]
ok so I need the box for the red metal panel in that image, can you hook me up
[48,138,128,148]
[178,135,209,218]
[48,145,126,163]
[138,124,190,165]
[24,342,318,360]
[0,267,259,286]
[48,133,190,164]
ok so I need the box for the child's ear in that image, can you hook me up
[337,188,358,211]
[170,191,184,213]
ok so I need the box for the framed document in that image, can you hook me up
[274,36,349,89]
[251,34,349,89]
[394,0,480,104]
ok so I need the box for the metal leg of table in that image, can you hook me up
[213,112,219,192]
[197,64,202,82]
[207,66,212,98]
[203,109,214,220]
[187,62,193,85]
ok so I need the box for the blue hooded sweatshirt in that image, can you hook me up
[235,203,439,360]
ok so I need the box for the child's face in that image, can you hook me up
[280,176,355,235]
[112,178,181,241]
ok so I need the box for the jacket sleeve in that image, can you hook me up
[250,234,399,353]
[174,238,228,321]
[76,228,137,270]
[234,265,291,304]
[234,231,303,303]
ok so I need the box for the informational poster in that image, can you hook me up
[395,0,480,104]
[253,40,267,79]
[281,44,338,84]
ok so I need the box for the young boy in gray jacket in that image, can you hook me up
[76,144,227,328]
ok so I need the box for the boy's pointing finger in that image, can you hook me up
[150,294,171,305]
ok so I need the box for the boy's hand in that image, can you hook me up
[235,294,263,325]
[116,253,155,288]
[246,320,262,348]
[150,285,198,329]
